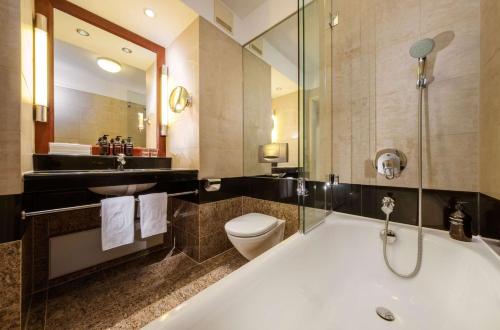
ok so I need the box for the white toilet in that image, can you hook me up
[225,213,285,260]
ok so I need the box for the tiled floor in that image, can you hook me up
[26,248,247,329]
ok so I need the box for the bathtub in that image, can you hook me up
[145,212,500,330]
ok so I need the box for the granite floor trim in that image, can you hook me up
[25,248,247,329]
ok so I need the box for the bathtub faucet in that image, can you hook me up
[381,196,395,216]
[116,153,126,171]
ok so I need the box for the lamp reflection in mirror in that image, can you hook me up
[258,143,288,163]
[138,112,144,131]
[160,65,168,136]
[271,111,277,143]
[34,13,48,122]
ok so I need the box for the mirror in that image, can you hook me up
[169,86,192,113]
[242,13,299,177]
[53,9,157,149]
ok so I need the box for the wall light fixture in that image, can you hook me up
[34,13,48,122]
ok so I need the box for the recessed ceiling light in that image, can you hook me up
[144,8,155,18]
[76,28,90,37]
[96,57,122,73]
[122,47,133,54]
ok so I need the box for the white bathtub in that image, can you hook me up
[145,212,500,330]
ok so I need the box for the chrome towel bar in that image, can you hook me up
[20,189,199,220]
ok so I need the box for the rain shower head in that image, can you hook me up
[409,38,435,59]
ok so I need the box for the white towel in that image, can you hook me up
[138,193,168,238]
[101,196,135,250]
[49,142,91,155]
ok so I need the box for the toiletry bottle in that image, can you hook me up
[109,138,114,155]
[113,136,123,155]
[125,137,134,156]
[100,135,109,155]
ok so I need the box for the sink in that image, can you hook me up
[88,183,157,196]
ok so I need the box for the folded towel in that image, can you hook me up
[101,196,135,250]
[49,142,91,155]
[138,193,168,238]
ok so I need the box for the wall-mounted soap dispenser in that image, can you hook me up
[448,201,472,242]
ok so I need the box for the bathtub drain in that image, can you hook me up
[376,307,395,322]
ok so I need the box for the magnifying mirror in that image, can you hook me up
[169,86,192,113]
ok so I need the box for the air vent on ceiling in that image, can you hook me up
[214,0,234,34]
[250,44,263,56]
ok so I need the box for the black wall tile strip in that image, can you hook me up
[479,193,500,239]
[0,194,23,243]
[16,172,498,241]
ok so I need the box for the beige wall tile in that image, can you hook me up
[271,91,299,168]
[326,0,480,192]
[167,19,200,171]
[54,87,147,146]
[0,0,22,195]
[243,49,273,176]
[480,0,500,199]
[199,17,243,179]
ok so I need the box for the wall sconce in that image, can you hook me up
[160,65,168,136]
[34,13,48,122]
[137,110,151,132]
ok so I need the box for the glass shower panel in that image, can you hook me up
[298,0,333,233]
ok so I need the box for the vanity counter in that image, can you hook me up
[24,169,198,193]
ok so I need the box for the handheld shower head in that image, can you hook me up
[409,38,435,59]
[410,38,435,88]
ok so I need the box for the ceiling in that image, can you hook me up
[263,13,298,67]
[54,40,147,96]
[67,0,198,47]
[54,10,156,70]
[271,67,298,99]
[220,0,267,18]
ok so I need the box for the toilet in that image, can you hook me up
[225,213,285,260]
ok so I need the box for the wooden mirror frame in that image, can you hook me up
[34,0,166,156]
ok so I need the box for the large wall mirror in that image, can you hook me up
[35,0,166,155]
[243,13,299,177]
[54,10,156,148]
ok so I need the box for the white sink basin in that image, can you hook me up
[88,183,157,196]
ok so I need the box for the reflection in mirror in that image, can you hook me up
[53,9,157,149]
[243,13,299,178]
[169,86,192,113]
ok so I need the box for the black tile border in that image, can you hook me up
[3,173,497,243]
[0,194,23,243]
[197,177,487,237]
[480,193,500,240]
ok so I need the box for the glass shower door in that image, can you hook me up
[298,0,333,233]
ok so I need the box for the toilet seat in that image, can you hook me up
[225,213,278,238]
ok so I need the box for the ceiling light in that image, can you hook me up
[96,57,122,73]
[144,8,155,18]
[76,28,90,37]
[122,47,132,54]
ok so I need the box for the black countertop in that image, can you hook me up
[24,169,198,193]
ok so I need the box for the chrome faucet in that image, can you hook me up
[380,197,397,244]
[449,202,471,242]
[116,153,126,171]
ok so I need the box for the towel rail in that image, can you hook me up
[20,189,199,220]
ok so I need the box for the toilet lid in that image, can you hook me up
[225,213,278,238]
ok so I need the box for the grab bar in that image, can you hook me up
[20,189,199,220]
